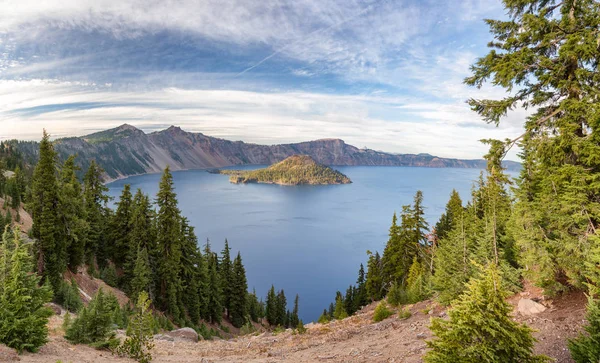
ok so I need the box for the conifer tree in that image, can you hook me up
[230,252,248,328]
[355,263,368,310]
[425,263,549,363]
[117,291,155,363]
[568,297,600,363]
[366,251,383,301]
[265,285,277,326]
[0,227,53,353]
[124,190,156,293]
[59,155,88,271]
[333,295,348,320]
[204,241,223,323]
[30,131,65,290]
[155,167,183,319]
[83,160,110,268]
[465,0,600,294]
[220,239,233,318]
[291,294,300,328]
[435,190,463,241]
[131,247,152,304]
[110,184,133,268]
[65,288,118,349]
[276,289,287,326]
[179,218,202,324]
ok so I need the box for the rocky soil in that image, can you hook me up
[7,284,587,363]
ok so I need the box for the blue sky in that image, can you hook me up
[0,0,525,159]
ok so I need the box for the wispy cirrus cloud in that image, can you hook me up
[0,0,524,160]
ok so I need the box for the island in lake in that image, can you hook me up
[216,155,352,185]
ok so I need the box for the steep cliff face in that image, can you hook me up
[43,124,518,181]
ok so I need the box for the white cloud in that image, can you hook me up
[0,79,521,160]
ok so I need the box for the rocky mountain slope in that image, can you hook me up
[15,124,520,181]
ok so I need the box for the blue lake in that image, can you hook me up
[107,166,510,322]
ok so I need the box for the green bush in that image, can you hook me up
[387,282,407,307]
[64,288,119,350]
[117,292,155,363]
[0,227,53,353]
[55,278,83,313]
[317,309,330,324]
[569,297,600,362]
[425,263,550,363]
[372,302,393,322]
[100,265,118,288]
[240,320,256,335]
[398,308,411,320]
[296,321,307,334]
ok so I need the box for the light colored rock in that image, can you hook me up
[154,334,175,342]
[166,327,199,342]
[517,298,547,316]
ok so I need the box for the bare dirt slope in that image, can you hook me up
[10,287,587,363]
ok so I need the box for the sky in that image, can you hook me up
[0,0,525,160]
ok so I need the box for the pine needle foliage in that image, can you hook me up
[117,292,155,363]
[425,263,550,363]
[0,227,53,353]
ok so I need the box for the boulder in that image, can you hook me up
[154,334,175,342]
[517,298,547,316]
[166,327,199,342]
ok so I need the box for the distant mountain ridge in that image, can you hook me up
[14,124,521,181]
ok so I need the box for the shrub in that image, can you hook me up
[568,297,600,362]
[372,302,393,322]
[0,227,53,353]
[387,282,407,307]
[55,278,83,313]
[296,321,307,334]
[100,265,118,288]
[240,320,256,336]
[117,292,155,363]
[317,309,330,324]
[398,308,411,320]
[425,263,550,363]
[64,288,119,350]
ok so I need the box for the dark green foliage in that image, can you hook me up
[569,297,600,363]
[204,241,223,324]
[155,167,183,320]
[220,240,233,318]
[0,227,53,353]
[58,155,87,271]
[365,251,383,301]
[117,292,155,363]
[465,0,600,294]
[372,302,393,322]
[130,247,152,305]
[83,160,110,268]
[386,282,406,307]
[30,131,66,291]
[110,184,133,269]
[290,294,300,328]
[229,252,248,328]
[124,189,155,294]
[425,263,549,363]
[65,288,119,350]
[100,264,118,287]
[333,295,347,320]
[221,155,351,185]
[247,289,264,323]
[318,310,330,324]
[55,278,83,313]
[434,189,463,240]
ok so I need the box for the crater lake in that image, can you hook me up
[107,166,516,322]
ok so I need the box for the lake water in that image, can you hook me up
[107,166,509,322]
